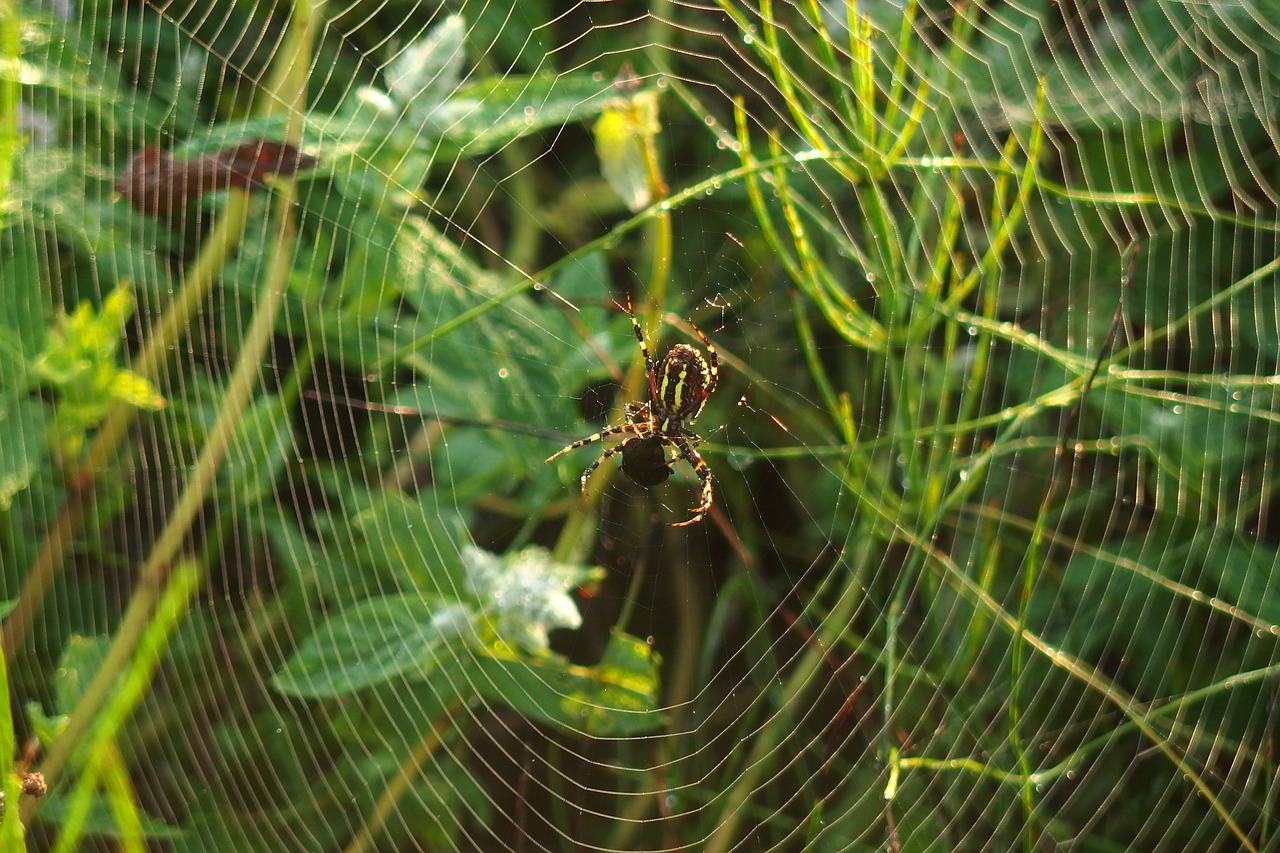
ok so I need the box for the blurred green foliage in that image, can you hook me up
[1,0,1279,850]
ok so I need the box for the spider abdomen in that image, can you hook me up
[656,344,712,430]
[619,436,674,486]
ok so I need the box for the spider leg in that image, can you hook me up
[626,293,660,400]
[687,316,720,398]
[624,401,652,423]
[669,436,713,527]
[578,435,643,494]
[545,423,635,463]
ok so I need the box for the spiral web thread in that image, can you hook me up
[3,1,1279,850]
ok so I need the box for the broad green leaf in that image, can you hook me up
[551,249,611,303]
[107,370,165,410]
[472,629,662,737]
[217,394,294,506]
[1197,532,1280,626]
[352,490,469,594]
[33,797,182,841]
[55,634,113,713]
[338,739,491,850]
[173,116,314,159]
[0,225,48,378]
[20,17,185,138]
[272,594,474,698]
[0,398,48,510]
[434,72,623,159]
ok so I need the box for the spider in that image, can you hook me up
[545,295,721,526]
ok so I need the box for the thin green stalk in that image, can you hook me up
[797,0,859,135]
[551,77,672,624]
[891,527,1261,852]
[1110,253,1280,369]
[770,149,888,349]
[704,545,872,853]
[753,0,829,153]
[790,292,898,519]
[24,0,322,753]
[843,0,878,150]
[94,743,145,853]
[0,0,20,226]
[28,179,306,810]
[944,80,1047,312]
[901,656,1280,789]
[383,145,997,368]
[879,0,922,155]
[1,0,322,659]
[735,104,886,351]
[791,291,848,443]
[1009,508,1047,851]
[0,193,252,660]
[882,73,932,163]
[343,700,461,853]
[499,142,543,272]
[852,178,909,324]
[40,558,199,835]
[919,174,965,306]
[880,532,911,800]
[956,517,1000,675]
[0,603,21,850]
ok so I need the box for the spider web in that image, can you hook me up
[3,0,1279,850]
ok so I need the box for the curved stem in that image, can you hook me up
[22,0,320,806]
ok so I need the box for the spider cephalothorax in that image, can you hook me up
[546,296,720,526]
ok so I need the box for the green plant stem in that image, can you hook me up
[551,82,673,582]
[343,700,461,853]
[0,0,19,227]
[0,599,20,849]
[704,545,871,853]
[0,193,253,661]
[44,560,197,842]
[894,528,1261,852]
[1009,510,1046,851]
[1,0,319,663]
[380,151,830,367]
[27,197,301,810]
[500,142,543,272]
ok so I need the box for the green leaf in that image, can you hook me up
[472,629,662,737]
[107,370,165,410]
[33,282,166,456]
[272,594,474,698]
[20,17,185,139]
[1093,384,1273,517]
[352,490,469,594]
[55,634,113,714]
[1198,532,1280,626]
[551,249,610,303]
[0,398,49,510]
[172,116,314,159]
[434,72,623,160]
[338,739,492,850]
[35,796,183,841]
[217,394,294,506]
[0,226,48,381]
